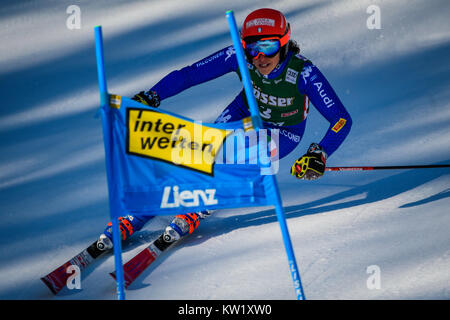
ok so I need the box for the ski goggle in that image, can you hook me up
[243,38,282,59]
[242,24,291,60]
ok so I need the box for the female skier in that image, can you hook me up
[99,8,352,249]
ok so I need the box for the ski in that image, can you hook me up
[110,230,180,288]
[41,239,109,295]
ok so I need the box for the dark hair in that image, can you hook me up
[280,40,300,61]
[288,40,300,54]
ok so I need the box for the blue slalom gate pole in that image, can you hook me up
[225,10,306,300]
[94,25,126,300]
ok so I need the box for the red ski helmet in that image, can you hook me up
[241,8,291,46]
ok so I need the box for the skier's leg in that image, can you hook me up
[214,91,250,124]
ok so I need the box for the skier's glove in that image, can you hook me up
[291,143,327,180]
[132,90,161,107]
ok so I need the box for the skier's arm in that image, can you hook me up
[299,63,352,157]
[150,46,238,100]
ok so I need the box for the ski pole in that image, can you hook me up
[226,10,305,300]
[325,164,450,171]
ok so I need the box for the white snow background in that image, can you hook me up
[0,0,449,300]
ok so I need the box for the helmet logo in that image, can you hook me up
[257,27,262,33]
[246,18,275,29]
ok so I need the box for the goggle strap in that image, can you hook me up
[279,23,291,47]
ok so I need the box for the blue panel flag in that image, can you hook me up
[101,94,278,218]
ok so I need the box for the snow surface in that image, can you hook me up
[0,0,449,300]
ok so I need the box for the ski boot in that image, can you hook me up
[163,210,211,243]
[96,233,113,251]
[99,214,153,249]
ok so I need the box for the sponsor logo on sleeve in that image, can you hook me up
[300,66,313,84]
[195,51,225,68]
[331,118,347,133]
[313,81,335,108]
[225,46,235,61]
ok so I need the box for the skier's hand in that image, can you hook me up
[291,143,327,180]
[132,90,161,107]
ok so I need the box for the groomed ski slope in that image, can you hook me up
[0,0,449,300]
